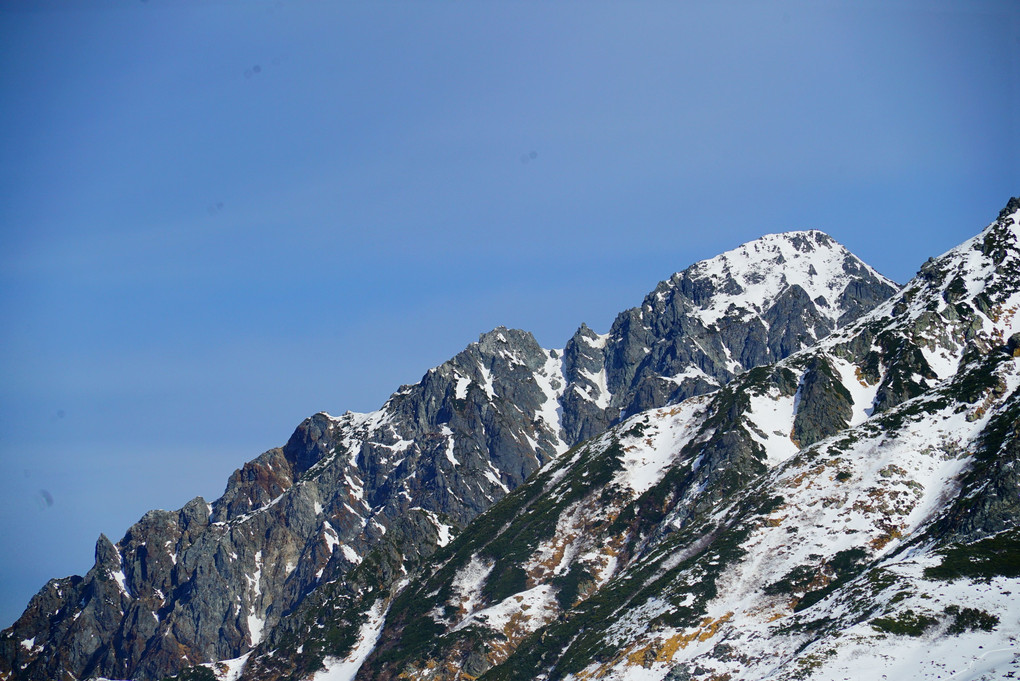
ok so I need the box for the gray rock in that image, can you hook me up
[791,355,854,447]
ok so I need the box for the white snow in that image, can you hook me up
[452,584,558,637]
[586,357,1020,681]
[454,372,471,400]
[111,569,130,598]
[830,355,879,426]
[340,544,362,565]
[921,342,962,380]
[614,398,710,495]
[484,460,510,493]
[413,507,455,547]
[477,363,497,399]
[682,230,895,328]
[246,550,264,646]
[449,554,494,622]
[435,521,452,547]
[322,522,340,553]
[313,599,390,681]
[202,652,250,681]
[720,343,742,374]
[441,425,460,467]
[581,330,610,350]
[662,365,720,387]
[533,348,569,454]
[557,255,1020,681]
[577,366,612,409]
[164,540,178,565]
[744,386,799,466]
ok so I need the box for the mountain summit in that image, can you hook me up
[0,226,908,681]
[560,228,897,444]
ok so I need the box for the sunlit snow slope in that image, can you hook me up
[355,199,1020,681]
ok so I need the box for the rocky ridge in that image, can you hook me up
[350,198,1020,681]
[0,230,898,681]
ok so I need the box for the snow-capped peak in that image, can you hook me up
[661,229,898,327]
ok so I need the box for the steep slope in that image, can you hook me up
[0,231,896,681]
[353,198,1020,681]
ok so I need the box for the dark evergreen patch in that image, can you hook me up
[791,356,854,447]
[944,605,999,633]
[870,609,938,636]
[950,352,1003,404]
[794,548,868,612]
[764,564,817,596]
[552,563,595,610]
[482,565,528,603]
[924,530,1020,581]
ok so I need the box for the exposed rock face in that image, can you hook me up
[790,355,853,447]
[0,230,898,681]
[934,353,1020,544]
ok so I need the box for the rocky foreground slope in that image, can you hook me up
[1,224,907,681]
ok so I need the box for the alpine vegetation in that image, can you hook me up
[4,199,1019,681]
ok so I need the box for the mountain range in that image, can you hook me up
[2,198,1018,681]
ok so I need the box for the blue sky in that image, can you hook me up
[0,0,1017,628]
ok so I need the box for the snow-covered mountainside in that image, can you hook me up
[0,228,897,681]
[351,198,1020,681]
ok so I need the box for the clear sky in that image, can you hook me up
[0,0,1017,628]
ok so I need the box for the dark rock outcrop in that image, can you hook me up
[791,355,854,447]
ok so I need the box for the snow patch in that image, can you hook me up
[484,461,510,493]
[684,230,894,328]
[614,398,710,495]
[449,554,493,621]
[744,387,799,466]
[577,366,611,410]
[341,544,362,565]
[452,584,558,637]
[313,598,390,681]
[414,507,455,547]
[202,652,250,681]
[662,365,720,387]
[111,569,130,598]
[533,348,568,454]
[831,354,879,426]
[454,372,470,400]
[322,522,340,553]
[477,363,497,399]
[246,551,264,646]
[441,425,460,467]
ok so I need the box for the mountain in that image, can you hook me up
[0,227,899,681]
[348,198,1020,681]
